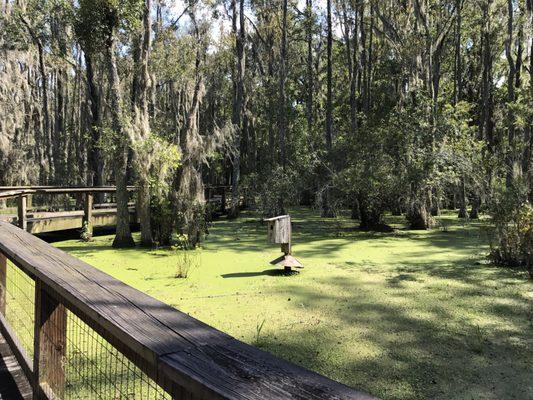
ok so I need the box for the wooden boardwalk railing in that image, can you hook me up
[0,221,374,400]
[0,187,137,234]
[0,185,233,234]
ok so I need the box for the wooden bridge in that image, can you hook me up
[0,220,374,399]
[0,186,137,235]
[0,185,232,235]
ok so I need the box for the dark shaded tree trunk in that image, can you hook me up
[229,0,245,219]
[106,36,135,248]
[321,0,334,218]
[305,0,313,139]
[279,0,288,168]
[51,13,68,184]
[21,16,54,182]
[84,53,104,189]
[458,177,467,218]
[505,0,517,188]
[526,3,533,202]
[133,0,153,247]
[454,0,468,219]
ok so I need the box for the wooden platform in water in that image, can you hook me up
[0,333,32,400]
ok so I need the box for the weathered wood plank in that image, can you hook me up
[0,186,136,192]
[0,208,136,234]
[0,187,136,201]
[0,222,373,400]
[0,252,5,315]
[26,208,136,234]
[266,215,291,246]
[35,283,66,399]
[33,187,136,195]
[0,190,36,200]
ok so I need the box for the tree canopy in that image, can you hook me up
[0,0,531,251]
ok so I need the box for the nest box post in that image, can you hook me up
[265,215,303,271]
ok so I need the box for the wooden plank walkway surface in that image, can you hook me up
[0,333,31,400]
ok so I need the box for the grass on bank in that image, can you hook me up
[54,208,533,400]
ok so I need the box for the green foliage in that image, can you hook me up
[144,136,181,246]
[74,0,143,52]
[489,183,533,278]
[175,201,211,248]
[174,248,200,279]
[254,318,267,346]
[255,167,299,217]
[439,102,486,190]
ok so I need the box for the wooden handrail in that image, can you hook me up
[0,186,137,200]
[0,186,137,190]
[0,221,373,399]
[0,189,37,199]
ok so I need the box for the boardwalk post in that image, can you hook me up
[0,252,6,315]
[34,281,67,399]
[83,192,93,238]
[17,195,27,231]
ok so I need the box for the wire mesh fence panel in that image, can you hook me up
[39,305,172,400]
[1,258,35,360]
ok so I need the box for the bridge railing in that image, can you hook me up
[0,221,373,400]
[0,187,136,233]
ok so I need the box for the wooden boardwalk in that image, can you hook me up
[0,207,136,234]
[0,333,31,400]
[0,186,138,235]
[0,185,228,235]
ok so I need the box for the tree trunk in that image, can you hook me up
[229,0,245,219]
[505,0,517,188]
[454,0,467,218]
[469,195,480,219]
[135,0,153,247]
[358,195,382,230]
[85,53,104,189]
[21,16,54,182]
[106,36,135,248]
[458,175,467,218]
[408,199,433,230]
[322,0,334,218]
[305,0,313,139]
[341,1,358,136]
[51,14,68,184]
[38,40,53,183]
[526,5,533,202]
[480,0,495,151]
[279,0,288,168]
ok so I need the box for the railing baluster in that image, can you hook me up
[34,280,67,399]
[0,252,5,315]
[83,192,94,238]
[18,195,27,231]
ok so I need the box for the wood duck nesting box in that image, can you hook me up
[264,215,303,271]
[265,215,291,245]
